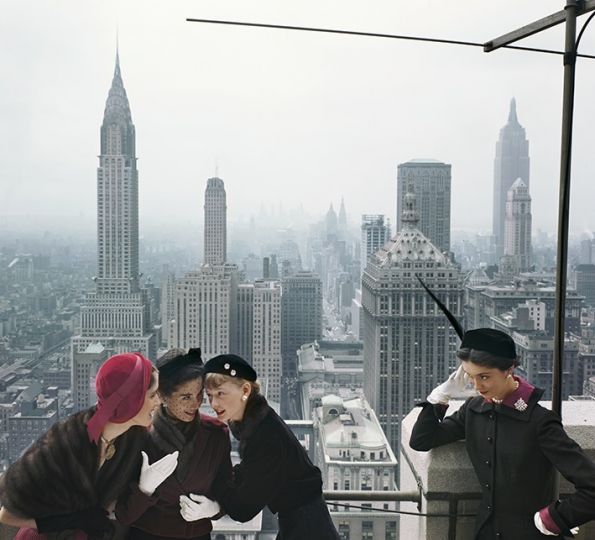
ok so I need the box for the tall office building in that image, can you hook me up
[493,98,530,258]
[281,271,322,416]
[204,177,227,266]
[362,190,463,453]
[503,178,532,272]
[169,265,238,359]
[253,281,282,404]
[161,272,176,347]
[72,51,155,359]
[237,284,255,363]
[396,159,451,253]
[360,215,391,279]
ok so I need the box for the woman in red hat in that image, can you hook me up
[116,348,232,540]
[0,352,178,540]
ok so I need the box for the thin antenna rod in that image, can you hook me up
[185,18,595,60]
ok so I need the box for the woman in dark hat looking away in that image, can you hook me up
[176,353,340,540]
[116,348,232,540]
[0,352,177,540]
[409,285,595,539]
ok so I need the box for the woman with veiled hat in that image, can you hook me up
[175,353,340,540]
[409,279,595,539]
[0,352,178,540]
[115,348,232,540]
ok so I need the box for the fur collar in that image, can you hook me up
[229,394,270,457]
[150,406,200,482]
[0,407,146,520]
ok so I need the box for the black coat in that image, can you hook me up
[410,388,595,539]
[213,395,323,523]
[116,412,232,539]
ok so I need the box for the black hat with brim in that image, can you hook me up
[460,328,517,359]
[157,348,203,379]
[204,354,257,382]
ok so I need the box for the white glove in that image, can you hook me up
[427,365,477,404]
[138,450,179,496]
[179,494,221,521]
[533,511,579,536]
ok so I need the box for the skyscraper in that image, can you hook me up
[169,265,238,358]
[281,271,322,416]
[362,190,462,453]
[204,177,227,266]
[360,214,391,279]
[493,98,530,258]
[503,178,532,272]
[252,280,282,404]
[72,51,155,362]
[396,159,451,253]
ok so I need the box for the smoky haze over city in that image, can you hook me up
[2,1,595,539]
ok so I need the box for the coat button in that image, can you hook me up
[487,505,492,511]
[485,482,490,489]
[488,413,494,420]
[485,460,491,467]
[487,436,493,443]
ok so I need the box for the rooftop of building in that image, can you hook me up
[316,395,397,464]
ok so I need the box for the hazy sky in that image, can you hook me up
[2,0,595,237]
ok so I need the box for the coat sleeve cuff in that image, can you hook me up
[546,500,576,538]
[538,506,561,535]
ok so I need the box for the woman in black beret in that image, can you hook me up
[409,280,595,539]
[116,348,232,540]
[176,353,340,540]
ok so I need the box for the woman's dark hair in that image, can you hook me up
[157,348,204,396]
[457,347,519,370]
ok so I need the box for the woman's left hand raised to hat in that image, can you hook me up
[138,450,179,496]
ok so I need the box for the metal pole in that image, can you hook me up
[553,0,579,417]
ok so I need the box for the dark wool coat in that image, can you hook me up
[116,413,232,539]
[409,388,595,540]
[0,408,146,534]
[213,395,323,523]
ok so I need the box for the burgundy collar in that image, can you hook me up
[486,375,535,410]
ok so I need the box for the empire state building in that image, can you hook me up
[72,51,155,376]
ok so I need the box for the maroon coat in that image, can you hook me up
[116,414,232,539]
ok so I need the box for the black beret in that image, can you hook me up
[157,348,203,379]
[203,354,257,382]
[460,329,516,359]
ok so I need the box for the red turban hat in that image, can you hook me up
[86,352,153,443]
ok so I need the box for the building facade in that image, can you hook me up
[503,178,532,273]
[360,214,391,280]
[252,281,282,404]
[169,265,238,360]
[493,98,530,258]
[204,177,227,266]
[362,191,463,453]
[71,52,155,360]
[396,159,451,253]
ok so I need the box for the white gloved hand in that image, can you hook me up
[427,365,478,405]
[138,450,179,496]
[179,494,221,521]
[533,512,579,536]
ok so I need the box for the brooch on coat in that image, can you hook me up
[514,398,528,411]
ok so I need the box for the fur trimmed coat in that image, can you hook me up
[0,408,147,522]
[115,411,232,539]
[214,394,323,523]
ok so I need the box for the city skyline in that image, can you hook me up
[3,0,595,238]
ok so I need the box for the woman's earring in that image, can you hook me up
[242,395,247,402]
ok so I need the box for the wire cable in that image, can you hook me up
[185,18,595,60]
[328,501,477,518]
